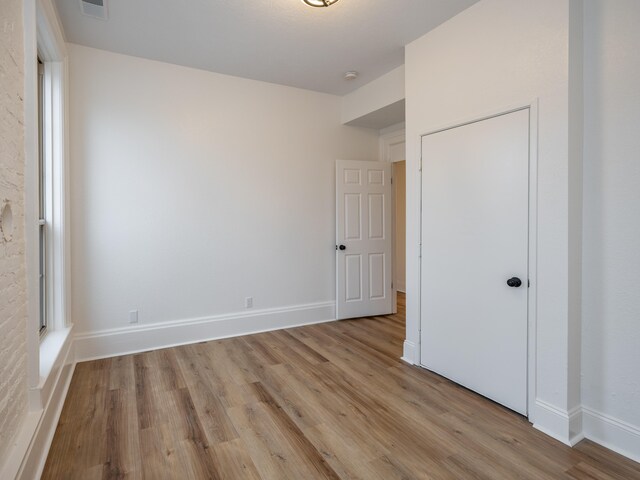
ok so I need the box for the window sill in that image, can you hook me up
[29,325,74,411]
[39,326,72,380]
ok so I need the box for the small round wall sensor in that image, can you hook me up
[344,71,359,81]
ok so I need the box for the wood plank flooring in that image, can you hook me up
[43,294,640,479]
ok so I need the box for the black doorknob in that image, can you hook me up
[507,277,522,288]
[338,244,346,251]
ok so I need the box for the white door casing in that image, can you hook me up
[336,160,393,320]
[420,109,530,415]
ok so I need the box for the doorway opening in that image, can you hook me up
[393,160,406,313]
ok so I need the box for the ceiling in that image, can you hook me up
[54,0,478,96]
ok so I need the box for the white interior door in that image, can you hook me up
[336,160,393,320]
[420,109,530,415]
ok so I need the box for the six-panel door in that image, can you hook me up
[336,160,393,320]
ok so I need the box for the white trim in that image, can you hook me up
[415,101,537,140]
[582,407,640,463]
[380,127,406,317]
[36,0,69,334]
[24,0,70,389]
[48,59,69,331]
[0,413,40,480]
[18,341,75,480]
[414,100,540,422]
[401,340,417,365]
[526,100,539,425]
[390,159,398,314]
[28,0,71,389]
[379,128,406,163]
[0,336,75,480]
[75,301,336,361]
[29,326,73,410]
[570,405,585,446]
[533,400,583,446]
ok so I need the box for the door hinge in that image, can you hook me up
[391,177,393,184]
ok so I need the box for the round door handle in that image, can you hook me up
[338,245,346,251]
[507,277,522,288]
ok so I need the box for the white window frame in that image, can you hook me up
[25,0,72,411]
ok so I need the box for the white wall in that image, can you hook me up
[341,66,405,125]
[582,0,640,460]
[68,45,379,347]
[405,0,583,444]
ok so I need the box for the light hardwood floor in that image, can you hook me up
[43,294,640,479]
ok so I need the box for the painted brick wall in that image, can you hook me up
[0,0,28,466]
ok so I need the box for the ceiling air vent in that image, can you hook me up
[80,0,108,20]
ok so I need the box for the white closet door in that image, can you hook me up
[420,109,530,415]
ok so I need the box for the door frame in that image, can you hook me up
[417,100,539,421]
[380,128,406,314]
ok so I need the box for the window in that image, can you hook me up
[33,38,68,353]
[28,0,71,405]
[37,57,48,336]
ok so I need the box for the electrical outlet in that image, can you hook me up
[245,297,253,309]
[129,310,139,324]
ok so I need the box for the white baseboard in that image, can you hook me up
[535,402,640,462]
[582,406,640,463]
[0,338,76,480]
[19,350,75,480]
[532,400,584,446]
[569,406,585,445]
[75,301,336,362]
[401,340,417,365]
[0,413,40,480]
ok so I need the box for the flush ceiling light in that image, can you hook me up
[302,0,340,7]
